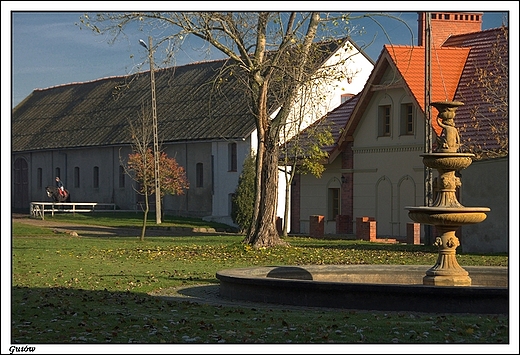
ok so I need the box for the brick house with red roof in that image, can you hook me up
[290,12,508,253]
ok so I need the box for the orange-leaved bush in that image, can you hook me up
[128,148,189,197]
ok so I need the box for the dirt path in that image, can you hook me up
[11,213,210,237]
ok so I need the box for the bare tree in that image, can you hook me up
[79,12,406,248]
[122,104,154,241]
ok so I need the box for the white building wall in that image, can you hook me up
[319,41,374,114]
[277,167,291,232]
[283,41,374,143]
[209,136,255,226]
[21,146,137,209]
[28,151,56,202]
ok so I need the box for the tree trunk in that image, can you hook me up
[140,190,149,241]
[282,166,293,237]
[242,72,288,248]
[243,139,287,248]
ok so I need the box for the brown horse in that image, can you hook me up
[46,186,71,203]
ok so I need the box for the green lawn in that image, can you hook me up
[10,213,510,348]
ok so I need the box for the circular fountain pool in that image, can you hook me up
[216,265,508,314]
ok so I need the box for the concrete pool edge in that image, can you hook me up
[216,265,508,314]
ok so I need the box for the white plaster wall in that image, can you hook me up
[26,151,56,202]
[283,41,374,142]
[321,41,374,109]
[277,168,291,232]
[21,146,137,209]
[167,141,212,218]
[209,137,254,226]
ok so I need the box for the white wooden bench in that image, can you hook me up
[30,202,117,220]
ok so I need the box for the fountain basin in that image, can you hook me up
[406,206,490,226]
[216,265,508,314]
[421,153,474,170]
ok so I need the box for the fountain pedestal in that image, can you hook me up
[407,206,489,286]
[424,227,469,286]
[406,101,490,286]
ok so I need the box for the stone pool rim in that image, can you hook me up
[216,265,508,314]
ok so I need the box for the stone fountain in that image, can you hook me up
[405,100,490,286]
[213,100,506,314]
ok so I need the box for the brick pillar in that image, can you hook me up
[406,222,421,244]
[336,214,350,234]
[309,215,324,238]
[356,217,365,240]
[356,216,376,241]
[367,219,377,241]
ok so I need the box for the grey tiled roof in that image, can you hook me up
[12,36,362,154]
[281,94,359,159]
[12,59,257,152]
[446,27,509,154]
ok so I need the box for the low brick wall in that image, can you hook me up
[336,214,350,234]
[356,216,376,241]
[406,222,421,244]
[309,215,324,238]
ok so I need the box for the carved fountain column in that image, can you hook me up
[406,101,490,286]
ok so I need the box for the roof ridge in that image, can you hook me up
[33,57,230,93]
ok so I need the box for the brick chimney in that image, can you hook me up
[418,12,483,48]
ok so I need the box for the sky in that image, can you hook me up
[4,4,514,108]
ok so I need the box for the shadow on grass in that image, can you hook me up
[10,285,212,344]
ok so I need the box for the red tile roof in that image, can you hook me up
[284,27,508,162]
[338,27,508,157]
[385,45,470,136]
